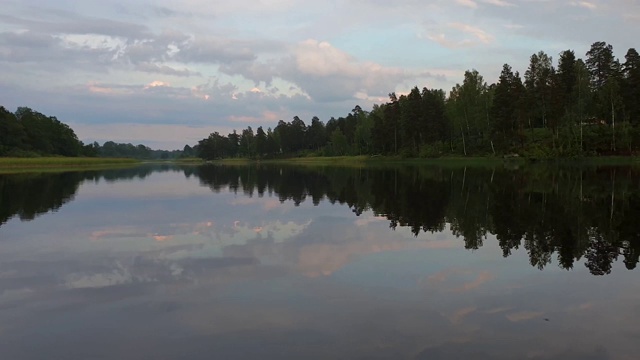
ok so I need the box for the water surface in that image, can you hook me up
[1,164,639,359]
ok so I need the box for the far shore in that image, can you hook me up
[209,155,640,167]
[0,157,140,173]
[3,155,639,174]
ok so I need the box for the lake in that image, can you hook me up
[1,163,639,359]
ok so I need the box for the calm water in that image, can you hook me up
[1,164,639,359]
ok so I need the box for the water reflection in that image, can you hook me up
[0,164,639,359]
[192,164,640,275]
[0,165,185,225]
[2,164,640,275]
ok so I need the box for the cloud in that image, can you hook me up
[176,36,258,64]
[571,1,597,10]
[277,39,445,102]
[0,11,149,39]
[505,310,544,322]
[134,62,201,77]
[424,23,494,49]
[456,0,478,8]
[482,0,515,7]
[451,0,514,9]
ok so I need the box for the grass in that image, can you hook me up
[183,154,640,169]
[0,157,139,173]
[169,157,205,164]
[208,155,524,168]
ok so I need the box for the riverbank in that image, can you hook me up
[210,155,519,168]
[0,157,139,173]
[210,155,640,168]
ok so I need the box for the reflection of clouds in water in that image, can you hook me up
[353,215,387,227]
[450,271,493,293]
[90,226,150,241]
[224,215,459,277]
[152,235,173,242]
[65,270,135,289]
[76,172,213,200]
[0,288,34,303]
[423,268,494,293]
[2,169,639,360]
[229,196,288,211]
[505,311,544,322]
[450,306,477,324]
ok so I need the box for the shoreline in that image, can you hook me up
[0,157,140,173]
[210,155,640,167]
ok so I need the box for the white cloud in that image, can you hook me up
[571,1,597,10]
[424,23,494,49]
[456,0,478,8]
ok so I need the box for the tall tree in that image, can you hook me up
[586,41,623,151]
[0,106,27,155]
[240,126,255,157]
[491,64,522,149]
[524,51,554,129]
[306,116,327,151]
[255,126,267,157]
[400,86,422,154]
[622,48,640,125]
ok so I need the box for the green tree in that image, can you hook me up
[255,126,267,157]
[491,64,523,150]
[622,48,640,125]
[524,51,554,129]
[353,108,373,155]
[227,130,240,157]
[240,126,255,157]
[329,128,349,156]
[586,41,623,151]
[306,116,327,151]
[0,106,27,155]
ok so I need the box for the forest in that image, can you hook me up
[0,106,184,159]
[196,41,640,160]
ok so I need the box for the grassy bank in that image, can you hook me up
[211,155,519,168]
[0,157,139,173]
[209,155,640,168]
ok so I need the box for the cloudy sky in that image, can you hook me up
[1,0,638,149]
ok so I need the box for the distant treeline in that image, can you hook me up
[0,106,186,159]
[196,41,640,159]
[96,141,189,159]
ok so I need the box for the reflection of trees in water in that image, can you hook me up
[3,163,639,275]
[0,165,185,226]
[193,164,640,275]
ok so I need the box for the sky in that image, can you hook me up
[1,0,639,149]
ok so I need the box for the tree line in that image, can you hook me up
[196,41,640,159]
[0,106,93,157]
[0,106,187,159]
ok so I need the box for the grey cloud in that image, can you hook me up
[219,60,277,84]
[123,39,173,63]
[150,5,199,19]
[0,12,149,39]
[135,62,201,77]
[476,0,640,52]
[0,30,56,48]
[0,30,115,68]
[177,37,257,64]
[274,53,445,102]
